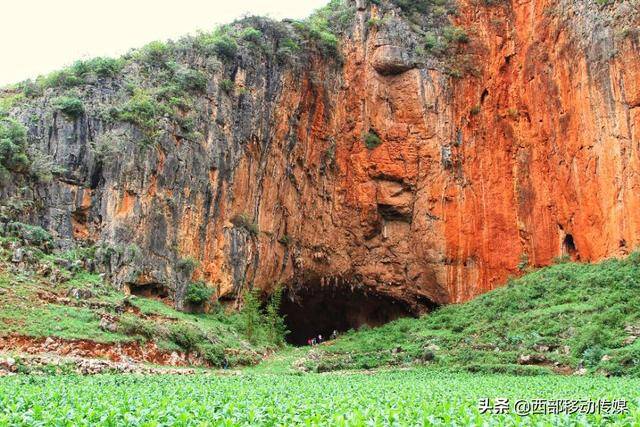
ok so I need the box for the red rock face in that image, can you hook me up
[441,0,640,301]
[229,0,640,307]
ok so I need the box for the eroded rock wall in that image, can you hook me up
[2,0,639,309]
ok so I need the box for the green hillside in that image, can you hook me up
[298,254,640,376]
[0,224,284,369]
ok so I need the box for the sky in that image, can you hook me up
[0,0,329,86]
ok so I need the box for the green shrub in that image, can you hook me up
[168,323,202,351]
[241,27,263,43]
[168,96,192,110]
[212,35,238,60]
[297,21,339,56]
[424,32,438,49]
[71,57,124,78]
[367,17,381,28]
[0,118,30,175]
[118,93,160,124]
[277,38,301,61]
[18,80,41,98]
[117,91,169,142]
[219,79,234,94]
[138,40,169,65]
[422,349,436,362]
[394,0,430,14]
[363,129,382,149]
[424,32,449,55]
[155,84,183,101]
[185,281,214,305]
[294,0,351,57]
[443,26,469,44]
[177,257,198,275]
[0,93,25,116]
[53,96,84,119]
[23,225,51,247]
[5,222,53,248]
[197,342,226,366]
[317,32,339,54]
[312,0,355,32]
[433,5,447,15]
[582,346,605,368]
[90,57,124,77]
[39,69,84,89]
[626,252,640,266]
[602,342,640,376]
[247,222,259,236]
[28,150,64,183]
[118,314,157,340]
[174,68,207,92]
[517,253,529,271]
[37,57,123,89]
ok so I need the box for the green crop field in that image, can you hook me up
[1,370,638,426]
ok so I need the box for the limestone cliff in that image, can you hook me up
[1,0,638,317]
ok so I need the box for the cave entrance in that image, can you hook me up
[128,283,169,299]
[279,282,434,346]
[563,234,579,260]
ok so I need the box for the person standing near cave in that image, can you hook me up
[331,330,338,340]
[317,334,323,344]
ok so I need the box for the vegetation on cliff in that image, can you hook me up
[0,118,30,182]
[0,8,358,306]
[369,0,472,75]
[0,2,353,157]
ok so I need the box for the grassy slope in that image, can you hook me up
[0,236,272,367]
[299,254,640,376]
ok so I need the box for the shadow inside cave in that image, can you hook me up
[279,282,437,346]
[128,283,169,299]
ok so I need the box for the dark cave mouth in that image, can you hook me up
[279,283,436,346]
[128,282,169,299]
[563,234,579,260]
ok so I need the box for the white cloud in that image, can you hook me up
[0,0,329,85]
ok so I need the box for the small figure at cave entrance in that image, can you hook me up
[331,330,338,340]
[317,334,323,344]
